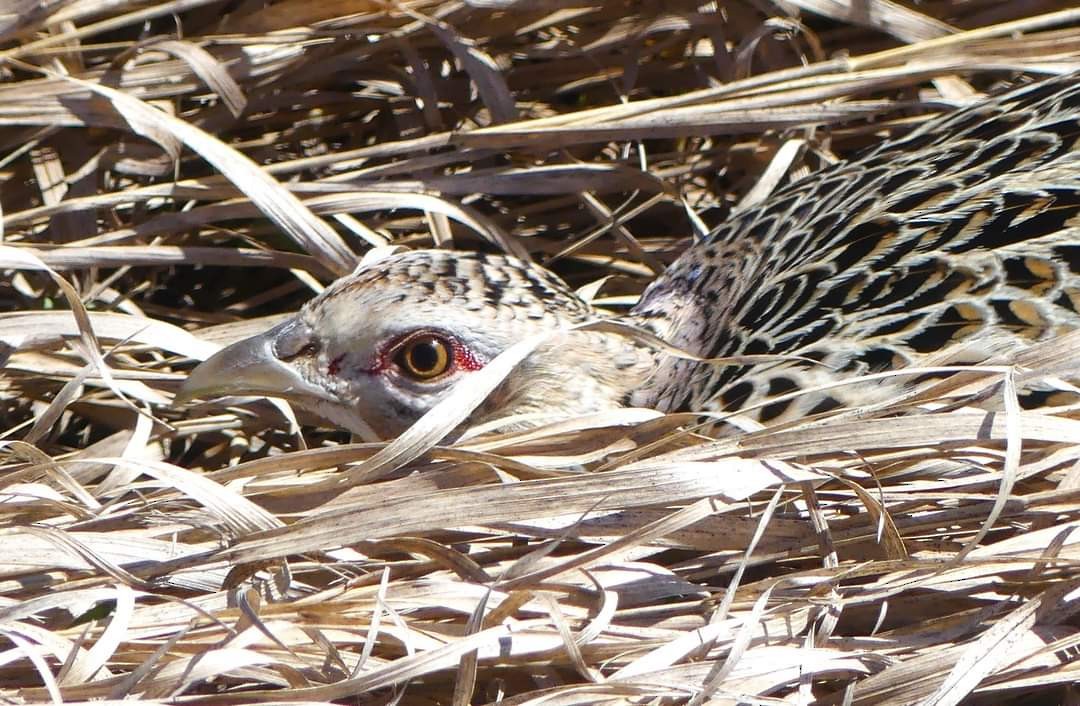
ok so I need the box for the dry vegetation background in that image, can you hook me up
[2,0,1080,704]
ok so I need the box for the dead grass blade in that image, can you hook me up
[21,62,357,275]
[2,2,1080,704]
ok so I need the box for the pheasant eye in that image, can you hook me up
[395,335,452,380]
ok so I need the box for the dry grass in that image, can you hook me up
[2,1,1080,704]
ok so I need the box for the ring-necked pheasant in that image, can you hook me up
[179,72,1080,439]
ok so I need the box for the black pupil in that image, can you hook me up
[409,340,441,372]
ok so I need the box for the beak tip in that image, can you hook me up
[172,362,221,407]
[171,384,199,408]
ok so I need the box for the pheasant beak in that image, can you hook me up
[175,319,329,405]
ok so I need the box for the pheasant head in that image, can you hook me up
[178,250,658,439]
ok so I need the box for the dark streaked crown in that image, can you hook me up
[314,250,595,326]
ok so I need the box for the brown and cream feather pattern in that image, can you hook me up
[631,72,1080,419]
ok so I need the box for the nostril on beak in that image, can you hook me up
[272,320,318,361]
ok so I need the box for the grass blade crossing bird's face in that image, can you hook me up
[181,72,1080,438]
[178,250,657,439]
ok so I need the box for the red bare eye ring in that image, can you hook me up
[330,331,487,379]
